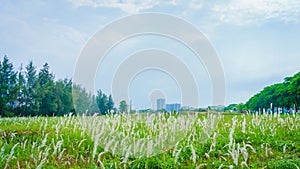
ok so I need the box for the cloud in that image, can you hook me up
[69,0,161,14]
[69,0,300,25]
[0,9,90,78]
[188,0,204,10]
[212,0,300,25]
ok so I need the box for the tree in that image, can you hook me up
[236,103,246,111]
[23,61,40,116]
[0,55,94,117]
[288,72,300,111]
[225,104,238,112]
[0,56,18,117]
[96,90,106,115]
[54,79,74,116]
[37,63,57,116]
[89,95,99,115]
[15,65,26,116]
[119,100,128,113]
[107,95,114,113]
[246,71,300,111]
[72,84,91,115]
[95,90,115,115]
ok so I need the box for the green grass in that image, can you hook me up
[0,113,299,168]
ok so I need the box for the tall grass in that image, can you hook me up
[0,113,299,168]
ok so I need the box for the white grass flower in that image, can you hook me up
[174,148,182,164]
[205,153,210,159]
[4,143,19,169]
[190,144,196,164]
[23,139,28,150]
[196,163,207,169]
[146,140,153,157]
[78,139,86,148]
[41,133,48,148]
[104,137,114,153]
[229,116,237,148]
[228,141,240,166]
[97,152,106,169]
[242,117,246,133]
[220,156,227,161]
[244,143,256,153]
[122,145,132,164]
[241,161,249,168]
[240,147,248,162]
[58,148,66,160]
[213,132,218,147]
[265,143,269,157]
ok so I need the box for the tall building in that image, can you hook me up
[166,103,181,112]
[157,98,166,110]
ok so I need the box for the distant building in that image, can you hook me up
[181,106,196,111]
[157,98,166,110]
[166,103,181,112]
[209,105,225,112]
[138,109,153,113]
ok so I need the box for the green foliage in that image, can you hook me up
[0,55,115,117]
[0,56,18,117]
[224,104,238,112]
[96,90,114,115]
[54,79,74,116]
[23,61,40,116]
[246,72,300,111]
[0,114,299,168]
[267,159,300,169]
[72,84,92,115]
[37,63,57,116]
[225,103,246,112]
[118,100,128,113]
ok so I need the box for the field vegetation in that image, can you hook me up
[1,112,299,168]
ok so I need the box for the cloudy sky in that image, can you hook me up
[1,0,300,109]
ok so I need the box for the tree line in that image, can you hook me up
[245,71,300,112]
[222,72,300,113]
[0,55,118,117]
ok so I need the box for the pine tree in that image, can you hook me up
[72,84,91,115]
[15,65,26,116]
[37,63,57,116]
[119,100,128,113]
[0,56,18,117]
[54,79,74,116]
[24,61,39,116]
[96,90,107,115]
[107,94,114,113]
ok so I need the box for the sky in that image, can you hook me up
[1,0,300,109]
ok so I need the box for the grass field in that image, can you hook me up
[0,112,299,169]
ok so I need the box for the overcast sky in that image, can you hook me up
[1,0,300,109]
